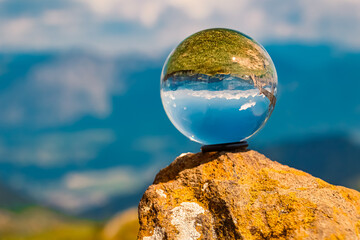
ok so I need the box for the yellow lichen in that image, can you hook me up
[315,178,332,188]
[325,233,346,240]
[232,170,318,239]
[248,169,280,203]
[266,168,309,177]
[356,221,360,235]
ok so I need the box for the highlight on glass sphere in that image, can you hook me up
[160,28,278,145]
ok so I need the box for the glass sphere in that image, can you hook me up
[160,28,278,145]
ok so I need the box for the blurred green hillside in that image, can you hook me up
[0,188,139,240]
[0,205,139,240]
[0,154,139,240]
[0,207,100,240]
[0,182,101,239]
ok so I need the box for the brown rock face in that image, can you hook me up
[138,150,360,240]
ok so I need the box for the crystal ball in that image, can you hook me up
[160,28,278,145]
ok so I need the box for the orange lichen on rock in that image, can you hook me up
[138,150,360,240]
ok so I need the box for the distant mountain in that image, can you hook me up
[80,187,148,220]
[0,182,33,208]
[260,135,360,190]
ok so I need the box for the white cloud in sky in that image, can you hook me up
[350,129,360,146]
[0,54,122,127]
[0,0,360,54]
[133,135,171,153]
[76,0,167,27]
[0,129,115,167]
[17,165,157,212]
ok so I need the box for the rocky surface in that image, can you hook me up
[138,150,360,240]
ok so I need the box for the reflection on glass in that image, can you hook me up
[161,28,277,145]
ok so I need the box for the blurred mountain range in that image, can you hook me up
[261,135,360,189]
[0,182,32,209]
[0,44,359,219]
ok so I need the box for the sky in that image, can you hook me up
[0,0,359,214]
[0,0,360,55]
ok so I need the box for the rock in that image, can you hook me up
[138,150,360,240]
